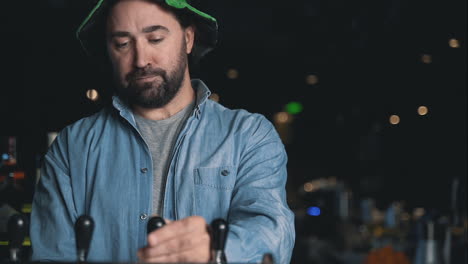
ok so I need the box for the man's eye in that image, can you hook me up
[115,42,128,49]
[149,39,163,44]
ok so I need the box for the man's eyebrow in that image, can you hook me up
[110,31,131,38]
[142,25,169,33]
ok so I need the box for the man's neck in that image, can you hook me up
[132,76,195,121]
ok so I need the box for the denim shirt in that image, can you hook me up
[30,79,295,263]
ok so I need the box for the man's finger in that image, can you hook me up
[140,242,211,263]
[141,228,210,258]
[147,216,207,246]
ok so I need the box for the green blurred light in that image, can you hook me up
[285,102,303,115]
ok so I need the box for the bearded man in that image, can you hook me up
[30,0,295,263]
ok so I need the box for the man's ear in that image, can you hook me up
[184,26,195,54]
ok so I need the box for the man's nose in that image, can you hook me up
[133,41,151,68]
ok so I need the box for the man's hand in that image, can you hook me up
[137,216,211,263]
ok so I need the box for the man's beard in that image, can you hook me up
[116,42,187,109]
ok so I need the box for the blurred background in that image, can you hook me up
[1,0,466,263]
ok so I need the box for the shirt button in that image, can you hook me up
[141,168,148,173]
[140,213,148,220]
[221,170,230,176]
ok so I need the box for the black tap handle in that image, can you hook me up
[74,215,94,262]
[211,218,228,264]
[147,216,166,234]
[211,218,228,251]
[7,214,27,262]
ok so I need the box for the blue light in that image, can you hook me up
[307,206,321,216]
[1,153,9,160]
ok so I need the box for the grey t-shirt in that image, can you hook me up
[134,101,195,215]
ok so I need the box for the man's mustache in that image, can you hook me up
[126,67,166,82]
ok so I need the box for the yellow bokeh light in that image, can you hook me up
[86,89,99,101]
[303,182,315,192]
[227,69,239,79]
[209,93,220,103]
[449,38,460,48]
[389,115,400,125]
[274,112,291,124]
[306,74,319,85]
[421,54,432,64]
[418,106,428,116]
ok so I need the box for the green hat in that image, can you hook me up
[76,0,218,62]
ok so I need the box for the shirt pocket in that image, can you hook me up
[193,166,237,222]
[195,166,237,189]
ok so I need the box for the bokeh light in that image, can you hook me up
[285,102,303,115]
[274,112,292,124]
[227,69,239,79]
[303,182,315,192]
[86,89,99,101]
[389,115,400,125]
[418,106,428,116]
[421,54,432,64]
[306,74,319,85]
[209,93,220,103]
[307,207,321,216]
[449,38,460,48]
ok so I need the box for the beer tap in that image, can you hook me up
[7,214,27,262]
[74,215,95,263]
[210,218,228,264]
